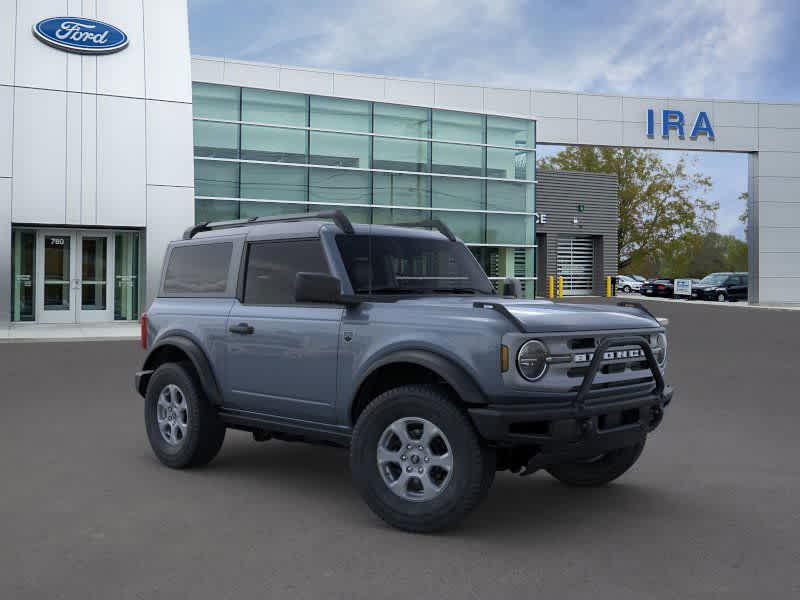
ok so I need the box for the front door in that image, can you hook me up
[36,231,113,323]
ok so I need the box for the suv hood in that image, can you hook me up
[393,297,660,333]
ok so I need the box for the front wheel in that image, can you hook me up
[350,385,495,533]
[546,440,645,487]
[717,292,727,302]
[622,285,632,293]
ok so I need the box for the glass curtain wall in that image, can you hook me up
[193,83,537,295]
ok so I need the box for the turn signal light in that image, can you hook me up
[500,345,509,372]
[140,313,148,350]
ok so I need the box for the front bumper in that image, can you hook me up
[469,334,673,456]
[469,385,672,447]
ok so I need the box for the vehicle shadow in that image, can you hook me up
[202,434,694,540]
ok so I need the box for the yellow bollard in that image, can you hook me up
[557,276,564,298]
[548,275,555,299]
[606,275,612,297]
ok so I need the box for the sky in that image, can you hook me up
[188,0,800,240]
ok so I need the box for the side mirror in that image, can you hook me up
[502,276,522,298]
[295,272,343,304]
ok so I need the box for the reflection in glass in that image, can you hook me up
[115,232,140,320]
[44,235,71,311]
[487,181,533,212]
[374,104,429,137]
[192,83,240,121]
[373,206,431,225]
[193,121,239,159]
[432,211,484,244]
[240,163,307,201]
[373,173,430,207]
[311,96,370,131]
[486,148,532,180]
[242,88,307,126]
[487,214,533,245]
[309,169,370,205]
[241,125,306,163]
[196,198,239,222]
[431,142,483,176]
[194,160,239,198]
[81,237,107,310]
[487,116,534,148]
[309,204,371,224]
[310,132,369,168]
[373,137,428,172]
[11,230,35,321]
[432,178,483,210]
[432,110,484,143]
[240,202,303,219]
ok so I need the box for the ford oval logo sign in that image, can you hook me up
[33,17,128,55]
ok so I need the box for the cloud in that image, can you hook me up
[224,0,782,100]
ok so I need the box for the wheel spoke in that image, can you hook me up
[428,452,453,470]
[377,446,399,465]
[389,471,409,489]
[420,422,441,450]
[389,423,412,447]
[169,385,179,405]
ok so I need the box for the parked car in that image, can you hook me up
[617,275,643,293]
[640,279,675,298]
[631,275,648,283]
[134,210,673,533]
[691,272,749,302]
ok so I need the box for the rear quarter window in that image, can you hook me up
[162,242,234,295]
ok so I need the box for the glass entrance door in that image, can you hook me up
[78,232,113,322]
[35,231,114,323]
[37,231,76,323]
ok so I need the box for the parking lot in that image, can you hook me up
[1,299,798,599]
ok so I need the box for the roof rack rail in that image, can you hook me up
[391,219,456,241]
[182,209,355,240]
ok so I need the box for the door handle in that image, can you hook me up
[229,323,254,335]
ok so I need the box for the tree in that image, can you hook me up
[538,147,718,270]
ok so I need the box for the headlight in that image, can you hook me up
[517,340,549,381]
[652,332,668,366]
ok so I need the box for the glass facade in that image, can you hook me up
[192,82,537,295]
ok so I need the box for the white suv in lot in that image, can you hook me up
[617,275,643,294]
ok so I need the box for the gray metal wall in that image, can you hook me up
[535,170,619,295]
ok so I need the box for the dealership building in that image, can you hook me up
[2,1,800,328]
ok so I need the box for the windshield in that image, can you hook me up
[699,273,728,285]
[336,234,495,296]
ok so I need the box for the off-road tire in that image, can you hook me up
[350,384,495,533]
[144,362,226,469]
[546,439,645,487]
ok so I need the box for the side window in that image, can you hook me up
[243,239,330,305]
[163,242,233,295]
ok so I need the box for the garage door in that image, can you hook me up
[557,236,594,296]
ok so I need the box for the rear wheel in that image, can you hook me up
[350,384,494,533]
[144,362,226,469]
[546,440,645,487]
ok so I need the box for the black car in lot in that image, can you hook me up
[691,272,749,302]
[640,279,674,298]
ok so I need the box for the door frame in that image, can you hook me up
[34,229,115,324]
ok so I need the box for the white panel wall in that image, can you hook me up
[11,87,67,224]
[80,92,97,224]
[14,0,69,90]
[143,0,192,103]
[96,95,146,225]
[0,1,16,86]
[145,185,193,305]
[146,100,194,187]
[0,178,11,323]
[65,92,82,223]
[96,0,145,98]
[0,85,12,178]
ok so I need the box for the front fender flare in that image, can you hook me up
[353,349,488,408]
[138,336,223,405]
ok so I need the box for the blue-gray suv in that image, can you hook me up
[135,210,673,532]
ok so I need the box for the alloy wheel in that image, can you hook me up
[376,417,454,502]
[156,384,190,446]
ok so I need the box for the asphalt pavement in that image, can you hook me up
[1,299,798,599]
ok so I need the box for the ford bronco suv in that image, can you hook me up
[135,210,673,532]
